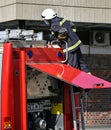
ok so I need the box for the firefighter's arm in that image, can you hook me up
[69,21,77,32]
[51,23,68,40]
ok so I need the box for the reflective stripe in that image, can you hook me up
[60,19,76,32]
[63,40,81,53]
[59,19,66,26]
[58,35,67,39]
[51,31,54,35]
[72,28,76,32]
[49,29,54,35]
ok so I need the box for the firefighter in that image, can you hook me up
[41,8,90,73]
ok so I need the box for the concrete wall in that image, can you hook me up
[0,0,16,22]
[0,0,111,23]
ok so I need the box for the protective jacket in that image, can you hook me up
[50,17,81,52]
[50,17,89,73]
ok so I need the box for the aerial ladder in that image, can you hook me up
[0,29,111,130]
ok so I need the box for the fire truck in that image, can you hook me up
[0,29,111,130]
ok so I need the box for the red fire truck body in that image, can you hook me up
[1,39,111,130]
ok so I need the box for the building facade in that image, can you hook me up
[0,0,111,23]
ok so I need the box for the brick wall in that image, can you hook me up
[84,54,111,82]
[83,54,111,125]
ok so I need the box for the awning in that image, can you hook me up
[27,63,111,89]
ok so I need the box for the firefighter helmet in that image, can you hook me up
[41,8,57,20]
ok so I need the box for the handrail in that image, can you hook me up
[51,40,68,63]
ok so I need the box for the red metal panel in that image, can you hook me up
[1,43,14,130]
[13,60,21,130]
[64,84,73,130]
[12,48,27,130]
[27,63,111,89]
[19,49,27,130]
[0,53,3,130]
[1,45,27,130]
[25,48,64,63]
